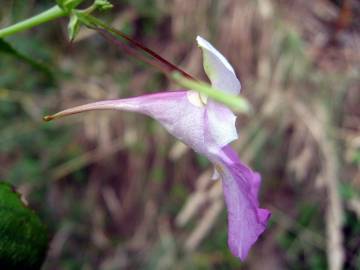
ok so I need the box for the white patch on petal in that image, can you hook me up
[199,93,208,104]
[211,167,220,180]
[187,91,206,107]
[205,101,239,147]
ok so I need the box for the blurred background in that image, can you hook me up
[0,0,359,269]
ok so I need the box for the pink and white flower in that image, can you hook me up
[46,36,270,260]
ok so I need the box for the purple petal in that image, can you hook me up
[197,36,241,95]
[217,145,271,260]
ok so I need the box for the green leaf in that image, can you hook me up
[0,181,49,270]
[0,38,55,82]
[339,182,359,200]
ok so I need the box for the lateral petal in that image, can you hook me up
[205,100,238,147]
[196,36,241,95]
[217,145,271,260]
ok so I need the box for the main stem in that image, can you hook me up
[0,6,66,38]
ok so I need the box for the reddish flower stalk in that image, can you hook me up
[96,27,196,80]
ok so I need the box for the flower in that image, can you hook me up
[45,36,270,260]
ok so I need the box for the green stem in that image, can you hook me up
[172,72,251,113]
[0,6,66,38]
[75,12,110,30]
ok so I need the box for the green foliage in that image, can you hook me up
[0,182,48,270]
[68,14,81,41]
[352,149,360,165]
[66,0,113,40]
[276,205,327,270]
[94,0,113,11]
[340,183,360,200]
[0,38,54,82]
[56,0,84,13]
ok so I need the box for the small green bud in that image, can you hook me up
[68,14,81,41]
[95,0,113,11]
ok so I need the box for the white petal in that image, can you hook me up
[205,101,238,147]
[187,90,206,107]
[196,36,241,95]
[211,167,220,180]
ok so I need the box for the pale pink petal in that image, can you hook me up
[197,36,241,95]
[51,91,239,155]
[45,33,269,262]
[50,92,210,155]
[204,100,238,147]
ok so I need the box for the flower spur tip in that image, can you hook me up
[43,115,55,122]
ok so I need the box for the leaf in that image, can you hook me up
[0,181,49,270]
[0,38,55,83]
